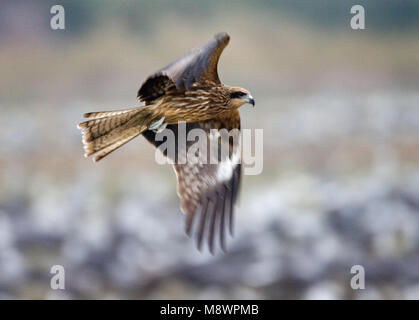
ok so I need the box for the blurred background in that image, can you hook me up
[1,0,419,299]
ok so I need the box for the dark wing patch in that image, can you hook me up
[137,74,174,105]
[142,113,241,254]
[137,33,230,104]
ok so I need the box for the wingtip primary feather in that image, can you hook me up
[196,197,210,251]
[215,32,230,42]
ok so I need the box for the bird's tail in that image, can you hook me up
[77,106,154,162]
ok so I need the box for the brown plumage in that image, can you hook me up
[77,32,254,253]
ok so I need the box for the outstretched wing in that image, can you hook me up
[142,111,241,253]
[138,32,230,104]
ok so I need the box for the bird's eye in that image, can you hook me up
[230,92,246,99]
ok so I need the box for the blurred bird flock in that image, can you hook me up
[1,0,419,299]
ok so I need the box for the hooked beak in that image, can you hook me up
[245,95,255,107]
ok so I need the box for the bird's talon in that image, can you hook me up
[149,117,167,133]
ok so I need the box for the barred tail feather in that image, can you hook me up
[83,108,137,119]
[77,107,152,162]
[78,108,143,142]
[91,125,146,162]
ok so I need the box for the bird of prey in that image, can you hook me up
[77,33,255,253]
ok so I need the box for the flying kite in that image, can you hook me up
[77,33,255,253]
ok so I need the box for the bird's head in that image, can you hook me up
[227,87,255,109]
